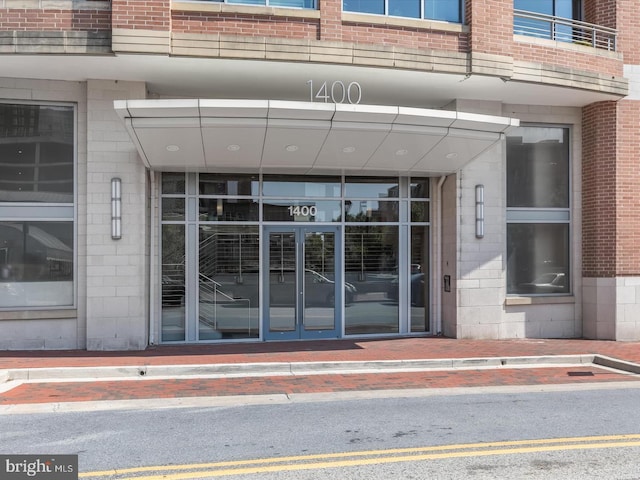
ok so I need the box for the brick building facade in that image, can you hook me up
[0,0,638,349]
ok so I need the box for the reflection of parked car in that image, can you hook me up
[386,273,425,306]
[162,275,185,306]
[518,273,567,294]
[269,269,356,306]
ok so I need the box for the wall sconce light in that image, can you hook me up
[475,184,484,239]
[111,178,122,240]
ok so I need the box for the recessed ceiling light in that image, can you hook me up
[165,145,179,152]
[342,146,356,153]
[227,144,241,151]
[395,149,408,156]
[445,152,458,159]
[285,145,299,152]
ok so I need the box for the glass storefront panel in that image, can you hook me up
[268,232,297,333]
[345,225,399,334]
[199,198,259,222]
[263,199,341,222]
[199,226,259,339]
[162,173,185,194]
[262,175,341,198]
[161,224,186,341]
[507,127,569,209]
[410,179,430,198]
[160,173,430,342]
[0,221,73,307]
[507,223,569,295]
[344,200,399,222]
[162,198,185,221]
[345,176,399,198]
[303,230,336,330]
[410,225,429,332]
[410,201,429,222]
[199,173,258,196]
[0,104,74,203]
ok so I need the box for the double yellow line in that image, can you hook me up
[80,434,640,479]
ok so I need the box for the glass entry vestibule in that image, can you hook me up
[265,226,341,340]
[160,173,430,343]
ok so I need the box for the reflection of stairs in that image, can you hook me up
[198,273,252,335]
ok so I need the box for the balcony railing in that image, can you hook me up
[514,9,617,52]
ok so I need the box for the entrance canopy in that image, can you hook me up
[114,99,519,175]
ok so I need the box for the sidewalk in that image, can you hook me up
[1,337,640,410]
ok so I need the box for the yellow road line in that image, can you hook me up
[79,433,640,479]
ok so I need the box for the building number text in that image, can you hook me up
[307,80,362,104]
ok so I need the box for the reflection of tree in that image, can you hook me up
[345,226,397,274]
[162,225,185,272]
[304,233,335,275]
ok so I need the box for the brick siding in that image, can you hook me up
[512,42,623,77]
[112,0,170,31]
[171,12,320,39]
[466,0,512,57]
[0,9,111,31]
[583,100,640,277]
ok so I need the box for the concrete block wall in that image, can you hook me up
[0,77,87,349]
[85,80,149,350]
[454,140,505,339]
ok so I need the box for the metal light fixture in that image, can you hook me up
[475,184,484,239]
[111,178,122,240]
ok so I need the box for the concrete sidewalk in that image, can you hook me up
[1,337,640,412]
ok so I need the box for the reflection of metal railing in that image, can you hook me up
[198,272,251,335]
[514,9,617,51]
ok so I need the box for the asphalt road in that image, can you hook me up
[2,385,640,479]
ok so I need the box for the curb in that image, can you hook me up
[0,354,618,383]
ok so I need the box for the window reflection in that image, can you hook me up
[262,175,341,198]
[199,198,259,222]
[345,225,399,334]
[345,177,399,198]
[199,226,259,340]
[0,221,73,307]
[345,200,399,222]
[0,104,74,203]
[199,173,258,196]
[507,127,569,208]
[507,223,569,295]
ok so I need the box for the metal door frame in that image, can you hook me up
[263,225,342,340]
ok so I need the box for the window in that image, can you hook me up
[514,0,584,43]
[0,103,75,308]
[506,126,570,295]
[343,0,462,23]
[210,0,316,7]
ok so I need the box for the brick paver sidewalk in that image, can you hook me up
[1,338,639,406]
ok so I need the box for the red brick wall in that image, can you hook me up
[0,9,111,30]
[318,0,341,41]
[171,12,319,39]
[614,100,640,275]
[582,101,618,277]
[466,0,512,56]
[584,0,616,29]
[340,23,467,51]
[617,0,640,65]
[512,42,623,77]
[583,100,640,277]
[112,0,170,31]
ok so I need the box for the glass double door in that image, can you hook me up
[264,226,341,340]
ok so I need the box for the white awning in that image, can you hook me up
[114,99,519,175]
